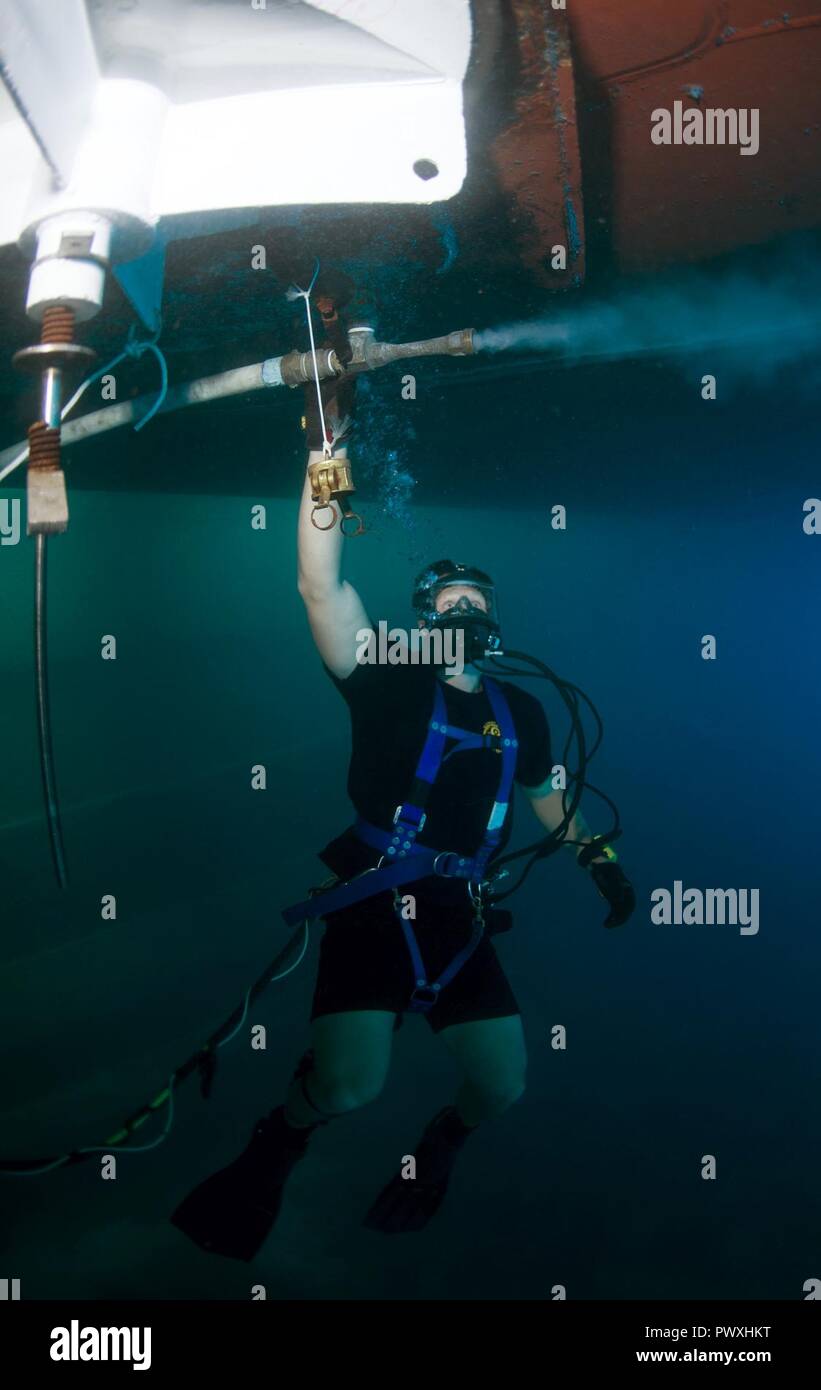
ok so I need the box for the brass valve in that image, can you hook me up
[308,457,364,535]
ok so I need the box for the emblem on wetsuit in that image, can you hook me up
[483,719,502,752]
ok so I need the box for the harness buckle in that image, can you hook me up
[409,983,441,1011]
[433,851,461,877]
[467,879,489,926]
[393,804,426,830]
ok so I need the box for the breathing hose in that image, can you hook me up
[481,648,622,902]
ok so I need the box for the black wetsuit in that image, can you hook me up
[310,658,553,1033]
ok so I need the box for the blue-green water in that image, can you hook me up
[1,235,820,1301]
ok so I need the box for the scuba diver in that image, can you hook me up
[171,282,636,1261]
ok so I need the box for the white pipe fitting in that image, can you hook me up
[25,212,113,324]
[20,79,169,324]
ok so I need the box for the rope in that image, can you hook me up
[287,259,333,458]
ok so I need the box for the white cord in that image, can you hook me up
[289,260,333,459]
[217,922,310,1050]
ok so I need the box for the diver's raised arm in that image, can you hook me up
[297,444,372,679]
[295,285,371,678]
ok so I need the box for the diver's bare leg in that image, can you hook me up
[169,1008,397,1259]
[285,1009,397,1126]
[361,1013,525,1233]
[437,1014,527,1125]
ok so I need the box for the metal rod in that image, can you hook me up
[41,367,62,428]
[33,534,68,889]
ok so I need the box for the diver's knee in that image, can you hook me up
[482,1079,526,1117]
[311,1070,385,1115]
[506,1079,526,1109]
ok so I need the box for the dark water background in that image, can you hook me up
[1,225,820,1301]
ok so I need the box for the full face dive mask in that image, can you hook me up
[411,560,503,664]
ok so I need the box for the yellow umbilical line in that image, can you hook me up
[0,924,309,1175]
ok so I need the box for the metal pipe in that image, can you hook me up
[0,329,476,473]
[278,347,340,387]
[348,327,475,370]
[33,534,68,889]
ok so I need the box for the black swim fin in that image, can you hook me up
[170,1106,313,1262]
[363,1106,475,1235]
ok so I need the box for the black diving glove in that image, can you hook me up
[588,860,636,928]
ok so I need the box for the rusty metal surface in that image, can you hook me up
[570,0,821,270]
[26,420,61,471]
[488,0,586,287]
[476,1,821,281]
[39,306,76,345]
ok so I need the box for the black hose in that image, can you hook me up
[479,648,621,902]
[34,534,68,889]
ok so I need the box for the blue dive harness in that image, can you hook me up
[282,678,518,1012]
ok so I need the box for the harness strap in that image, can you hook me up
[395,889,486,1012]
[369,677,519,1012]
[474,680,518,876]
[353,817,475,874]
[281,849,444,927]
[281,677,520,1013]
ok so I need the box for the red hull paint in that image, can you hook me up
[486,0,821,283]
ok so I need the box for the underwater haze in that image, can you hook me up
[1,227,821,1302]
